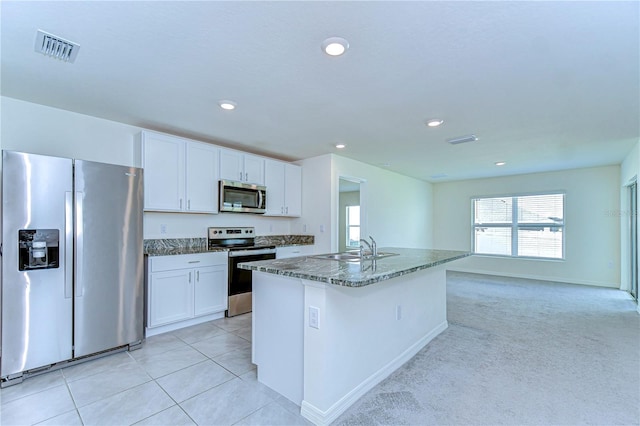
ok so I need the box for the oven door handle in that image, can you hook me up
[228,248,277,257]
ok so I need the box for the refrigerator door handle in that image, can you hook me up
[65,191,73,298]
[75,191,84,298]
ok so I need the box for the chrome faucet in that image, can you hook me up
[359,236,378,257]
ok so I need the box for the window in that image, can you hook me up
[473,193,564,259]
[346,205,361,248]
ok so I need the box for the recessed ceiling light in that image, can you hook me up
[322,37,349,56]
[335,143,346,149]
[218,100,237,110]
[425,119,444,127]
[495,161,506,166]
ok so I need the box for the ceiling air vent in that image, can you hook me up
[446,134,478,145]
[34,30,80,63]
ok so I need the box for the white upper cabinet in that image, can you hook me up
[140,131,218,213]
[185,142,218,213]
[265,160,302,217]
[284,163,302,217]
[140,131,185,211]
[219,148,265,185]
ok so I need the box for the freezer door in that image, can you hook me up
[1,151,73,378]
[73,160,144,357]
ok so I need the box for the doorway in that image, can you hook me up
[338,178,362,252]
[629,181,638,302]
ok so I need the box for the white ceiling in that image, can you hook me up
[1,1,638,182]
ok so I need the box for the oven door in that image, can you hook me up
[219,180,266,214]
[227,248,276,316]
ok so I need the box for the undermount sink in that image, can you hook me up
[310,251,398,262]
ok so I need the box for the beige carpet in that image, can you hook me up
[335,271,640,425]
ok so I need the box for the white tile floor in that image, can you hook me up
[0,314,312,426]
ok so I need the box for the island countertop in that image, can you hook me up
[238,248,470,287]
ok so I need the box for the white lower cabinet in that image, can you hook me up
[146,252,228,336]
[149,269,194,326]
[194,265,228,316]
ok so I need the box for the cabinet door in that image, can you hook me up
[219,149,244,181]
[284,163,302,217]
[149,269,194,327]
[194,265,228,316]
[186,142,218,213]
[243,154,265,185]
[141,132,185,211]
[264,160,285,216]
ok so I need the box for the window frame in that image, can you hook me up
[471,191,566,260]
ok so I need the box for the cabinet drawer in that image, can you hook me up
[150,252,228,272]
[276,245,314,259]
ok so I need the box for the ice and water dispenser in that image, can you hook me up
[18,229,60,270]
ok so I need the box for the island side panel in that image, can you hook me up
[301,266,448,424]
[252,271,305,405]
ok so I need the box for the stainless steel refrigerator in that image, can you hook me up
[1,150,144,385]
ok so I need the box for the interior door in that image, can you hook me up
[73,160,144,357]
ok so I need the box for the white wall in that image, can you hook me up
[294,154,433,253]
[1,96,139,167]
[0,97,298,239]
[620,141,640,292]
[433,166,621,288]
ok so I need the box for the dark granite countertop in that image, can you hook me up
[145,247,228,256]
[238,248,471,287]
[144,235,314,257]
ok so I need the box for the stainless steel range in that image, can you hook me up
[208,227,276,317]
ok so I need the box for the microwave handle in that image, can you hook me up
[258,189,264,208]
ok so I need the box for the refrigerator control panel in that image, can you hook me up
[18,229,60,271]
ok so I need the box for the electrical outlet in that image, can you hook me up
[396,305,402,320]
[309,306,320,329]
[160,224,167,234]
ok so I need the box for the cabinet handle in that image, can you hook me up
[188,260,200,264]
[180,199,183,209]
[245,172,248,181]
[188,199,191,209]
[281,206,284,214]
[189,272,191,283]
[197,271,200,281]
[286,206,289,214]
[240,171,243,181]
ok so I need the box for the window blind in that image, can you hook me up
[473,193,564,259]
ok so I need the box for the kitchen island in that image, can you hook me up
[239,248,470,425]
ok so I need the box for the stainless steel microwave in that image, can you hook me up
[219,180,266,214]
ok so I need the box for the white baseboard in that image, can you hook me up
[145,311,225,337]
[300,320,449,426]
[448,267,619,289]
